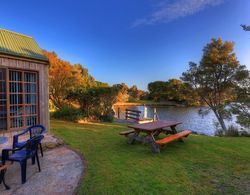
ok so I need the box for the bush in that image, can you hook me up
[226,125,239,137]
[52,107,83,122]
[99,113,114,122]
[67,87,117,122]
[215,125,240,137]
[215,129,224,137]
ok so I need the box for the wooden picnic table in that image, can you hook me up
[127,120,182,153]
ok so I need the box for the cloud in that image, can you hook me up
[132,0,224,27]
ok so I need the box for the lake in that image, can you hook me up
[114,105,243,136]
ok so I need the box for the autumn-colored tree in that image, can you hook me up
[71,64,96,89]
[43,50,96,109]
[44,51,75,109]
[112,83,129,102]
[96,81,109,87]
[182,38,249,133]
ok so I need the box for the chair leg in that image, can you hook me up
[0,170,2,184]
[32,156,35,165]
[36,152,41,172]
[20,161,27,184]
[1,170,10,190]
[39,143,43,157]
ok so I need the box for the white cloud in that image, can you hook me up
[132,0,224,27]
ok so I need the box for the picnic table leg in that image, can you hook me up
[143,133,160,153]
[127,131,139,144]
[170,126,184,142]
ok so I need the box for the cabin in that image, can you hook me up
[0,29,49,132]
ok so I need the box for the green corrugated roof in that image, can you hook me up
[0,29,48,62]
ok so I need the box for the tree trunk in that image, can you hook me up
[213,110,227,133]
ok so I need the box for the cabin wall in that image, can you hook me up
[0,56,49,131]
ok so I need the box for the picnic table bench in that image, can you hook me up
[119,130,135,136]
[120,120,192,153]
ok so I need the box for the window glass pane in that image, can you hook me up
[10,117,23,128]
[10,105,24,117]
[0,81,6,92]
[0,105,7,117]
[25,94,36,104]
[24,83,36,93]
[0,118,7,130]
[24,72,36,82]
[25,105,37,115]
[9,71,22,81]
[9,82,22,93]
[10,94,23,105]
[26,116,37,126]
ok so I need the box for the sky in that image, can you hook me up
[0,0,250,90]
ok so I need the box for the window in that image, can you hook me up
[0,68,7,130]
[0,68,39,131]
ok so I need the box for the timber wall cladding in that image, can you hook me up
[0,57,49,131]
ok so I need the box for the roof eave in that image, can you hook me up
[0,52,49,65]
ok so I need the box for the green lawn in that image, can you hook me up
[51,120,250,195]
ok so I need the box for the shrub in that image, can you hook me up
[52,107,83,122]
[225,125,239,137]
[215,129,224,137]
[215,125,240,137]
[66,87,117,122]
[99,113,114,122]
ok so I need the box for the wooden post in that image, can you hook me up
[153,107,157,121]
[117,107,120,119]
[144,106,147,119]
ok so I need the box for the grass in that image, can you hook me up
[51,120,250,194]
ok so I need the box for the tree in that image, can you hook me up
[67,86,117,120]
[231,75,250,128]
[44,51,76,109]
[128,85,145,101]
[112,83,129,102]
[71,64,96,89]
[43,50,96,109]
[147,79,198,104]
[165,79,187,102]
[96,81,109,87]
[148,81,167,101]
[181,38,249,132]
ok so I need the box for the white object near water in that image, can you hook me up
[144,106,148,119]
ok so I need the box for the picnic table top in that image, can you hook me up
[128,120,182,132]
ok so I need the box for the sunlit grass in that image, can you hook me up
[51,120,250,194]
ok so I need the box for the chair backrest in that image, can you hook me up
[28,125,46,138]
[25,135,44,152]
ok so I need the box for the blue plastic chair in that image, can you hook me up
[2,135,44,184]
[13,125,46,157]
